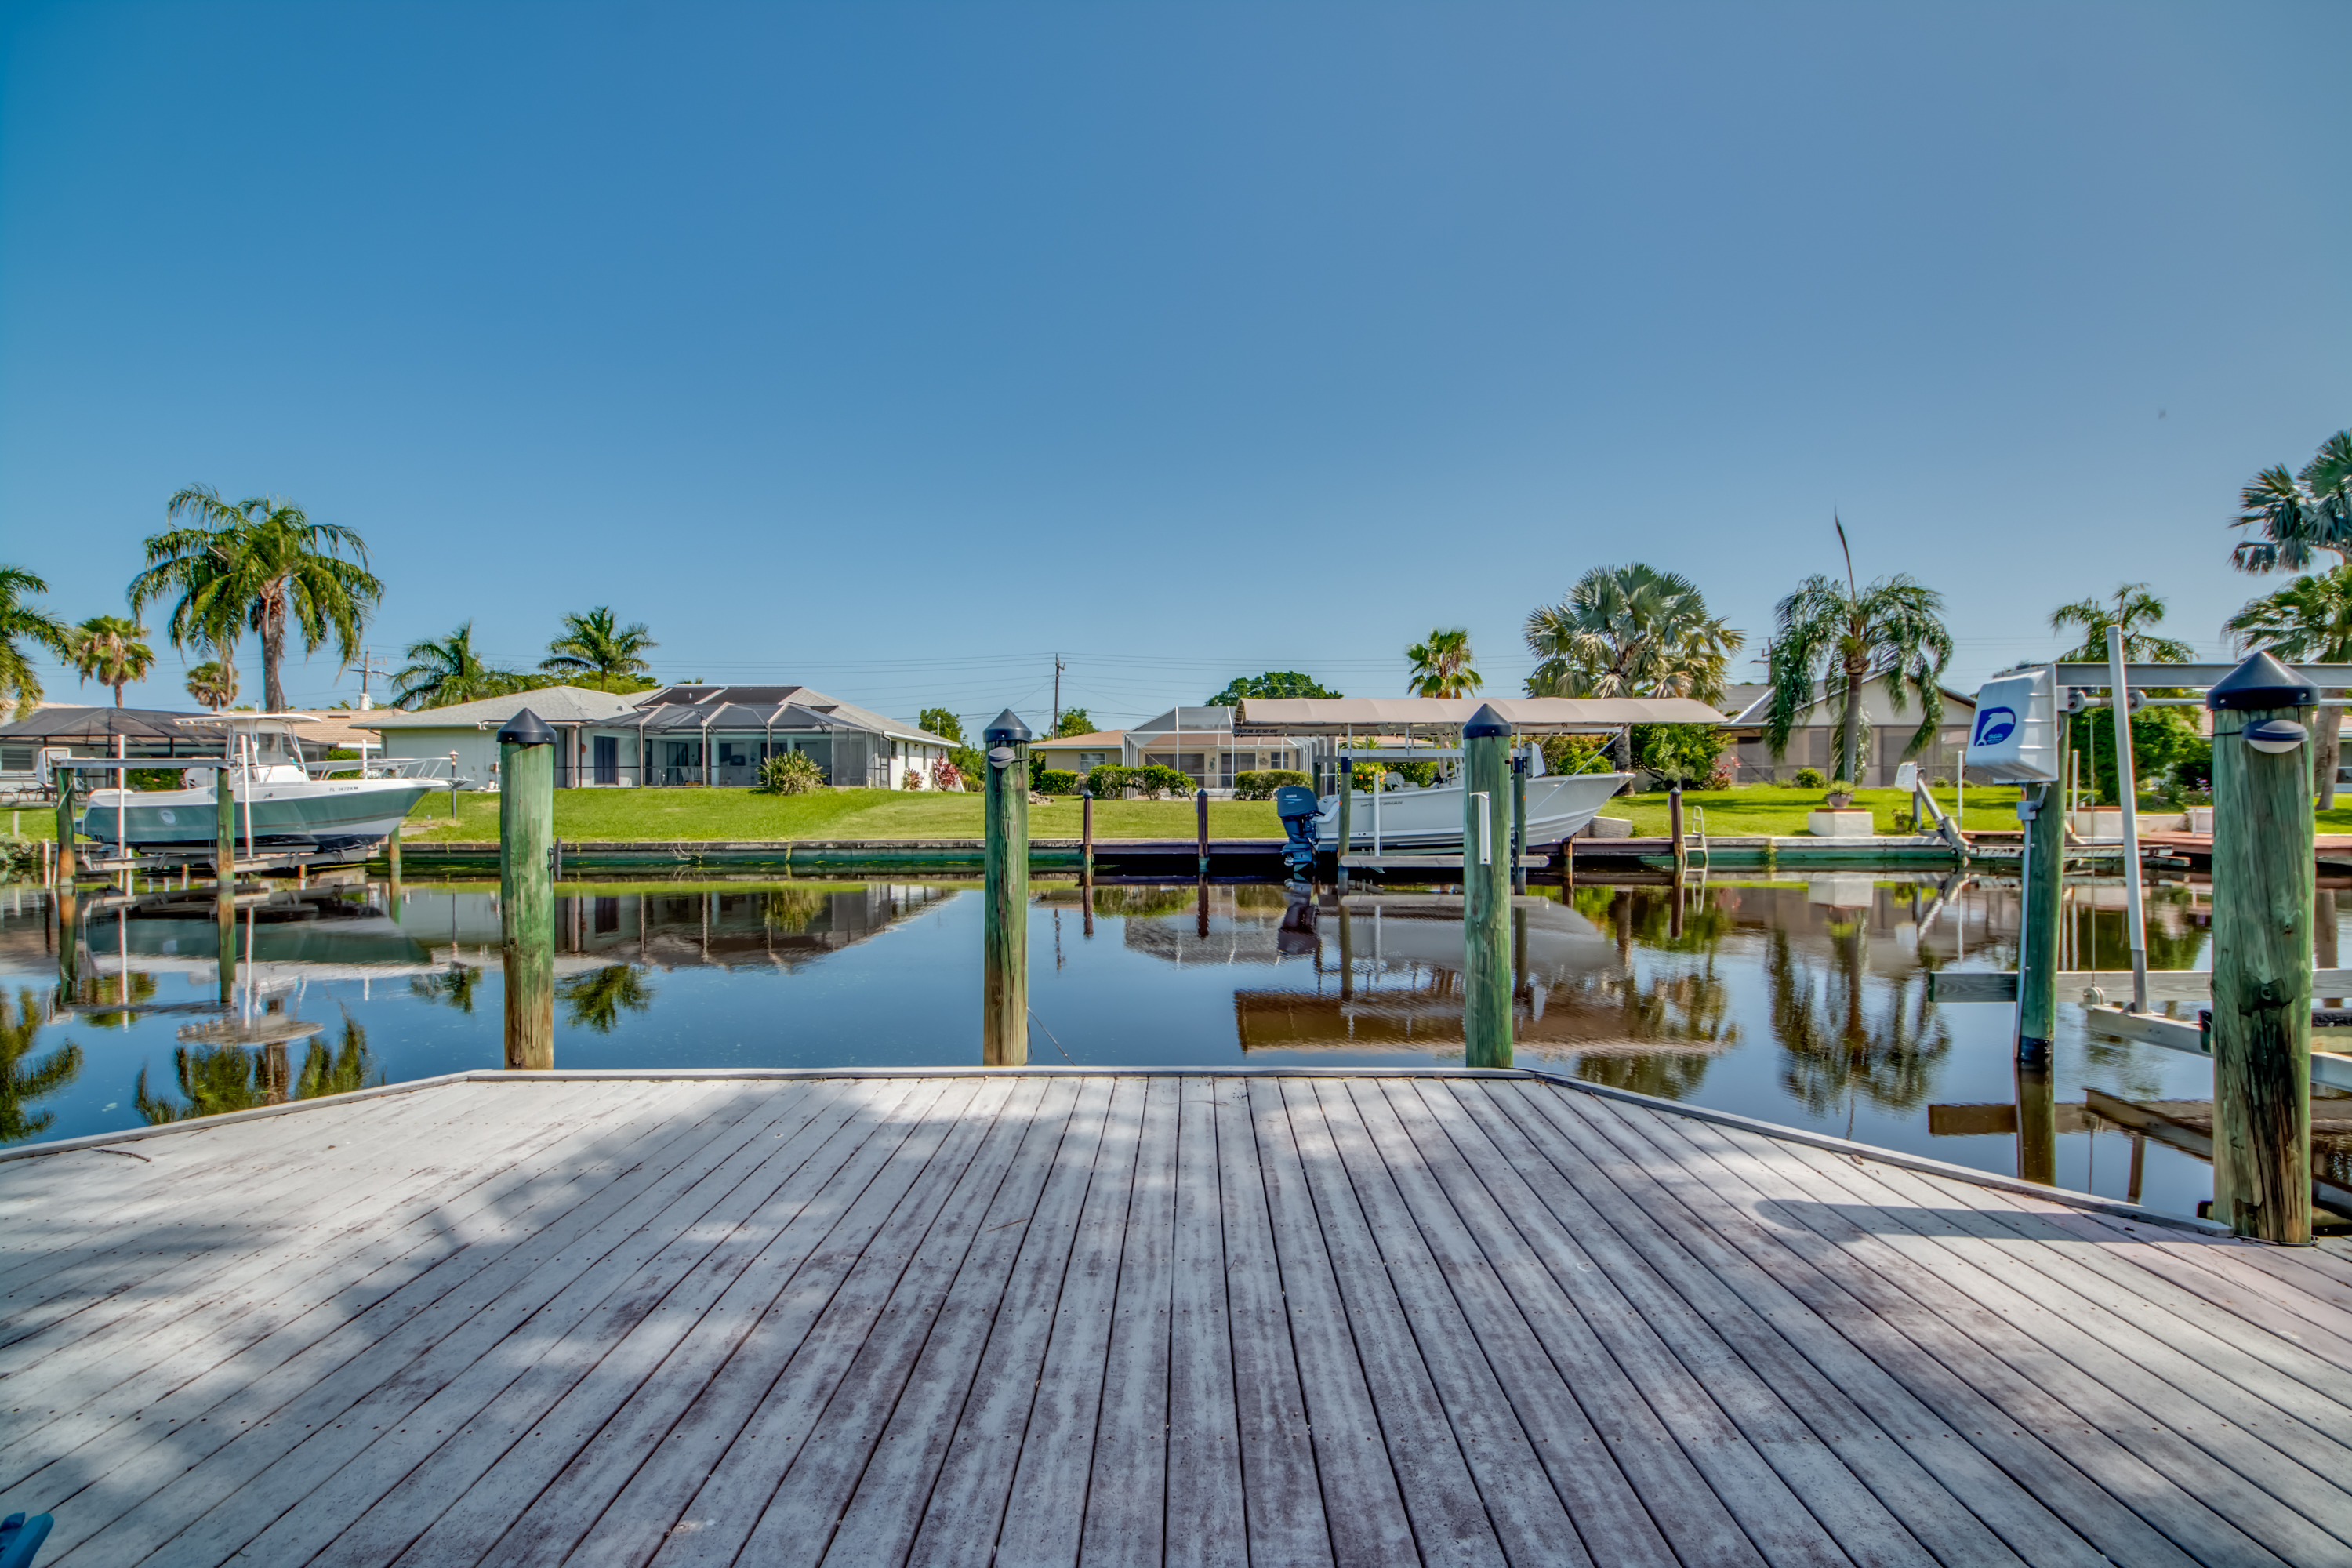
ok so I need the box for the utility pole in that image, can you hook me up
[352,647,389,711]
[1051,655,1066,735]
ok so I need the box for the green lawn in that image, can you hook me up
[1593,784,2030,838]
[396,787,1286,842]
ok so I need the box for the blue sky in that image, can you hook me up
[2,2,2346,737]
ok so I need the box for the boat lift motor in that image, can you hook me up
[1273,784,1322,880]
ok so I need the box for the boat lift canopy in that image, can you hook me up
[1232,695,1726,736]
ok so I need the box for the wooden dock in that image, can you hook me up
[9,1068,2352,1566]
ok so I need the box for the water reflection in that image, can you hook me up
[0,869,2333,1224]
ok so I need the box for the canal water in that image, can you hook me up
[0,872,2321,1225]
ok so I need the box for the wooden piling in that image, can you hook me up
[982,709,1031,1066]
[1462,704,1514,1069]
[53,764,75,884]
[216,767,235,1007]
[1080,789,1094,883]
[1196,788,1209,877]
[1668,782,1686,876]
[1512,749,1529,894]
[1335,753,1352,890]
[2016,710,2068,1064]
[2208,653,2315,1243]
[498,709,557,1072]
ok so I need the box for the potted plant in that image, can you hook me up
[1825,778,1855,808]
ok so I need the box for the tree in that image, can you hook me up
[1762,521,1952,786]
[1054,707,1094,737]
[185,660,238,710]
[2228,564,2352,808]
[130,486,382,713]
[2049,583,2194,664]
[2230,430,2352,574]
[1634,724,1726,786]
[1205,671,1341,706]
[1405,629,1482,698]
[540,606,657,691]
[919,709,965,742]
[69,615,155,707]
[1523,563,1744,768]
[0,566,73,720]
[392,622,525,709]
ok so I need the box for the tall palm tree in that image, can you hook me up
[2228,565,2352,808]
[1524,564,1744,766]
[2230,430,2352,574]
[1404,628,1482,698]
[184,659,238,711]
[541,606,657,691]
[1763,520,1952,786]
[0,565,74,720]
[392,622,524,709]
[129,486,382,713]
[2048,584,2194,664]
[69,615,156,707]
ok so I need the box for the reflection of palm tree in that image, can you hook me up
[2,988,82,1143]
[135,1044,269,1123]
[410,964,485,1013]
[1766,924,1949,1117]
[1573,1053,1713,1101]
[559,965,655,1033]
[297,1015,378,1099]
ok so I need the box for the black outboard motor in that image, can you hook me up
[1274,784,1321,881]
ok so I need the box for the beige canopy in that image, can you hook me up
[1231,695,1726,736]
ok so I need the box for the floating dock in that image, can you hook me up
[8,1068,2352,1566]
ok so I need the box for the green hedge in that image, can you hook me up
[1082,763,1196,799]
[1234,769,1310,800]
[1036,769,1081,795]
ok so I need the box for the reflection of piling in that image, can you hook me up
[1337,897,1354,1000]
[216,768,235,1007]
[55,884,78,998]
[499,709,557,1072]
[1196,878,1210,938]
[2209,653,2314,1243]
[2016,710,2067,1064]
[982,709,1031,1065]
[1462,704,1514,1069]
[2014,1057,2056,1186]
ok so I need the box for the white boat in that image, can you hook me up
[78,714,448,853]
[1316,764,1632,851]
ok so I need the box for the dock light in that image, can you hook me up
[2245,718,2309,754]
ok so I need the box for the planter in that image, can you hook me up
[1824,793,1853,809]
[1806,809,1877,838]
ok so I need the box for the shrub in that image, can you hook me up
[757,752,826,795]
[1136,765,1195,800]
[1084,764,1137,797]
[928,757,965,792]
[1036,769,1081,795]
[902,768,924,791]
[1541,735,1616,775]
[1234,769,1310,800]
[1704,760,1735,791]
[1792,767,1826,789]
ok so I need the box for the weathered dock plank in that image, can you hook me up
[6,1067,2352,1567]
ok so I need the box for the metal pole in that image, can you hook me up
[982,709,1031,1065]
[2208,652,2314,1243]
[2106,626,2149,1012]
[499,708,557,1071]
[1462,704,1514,1069]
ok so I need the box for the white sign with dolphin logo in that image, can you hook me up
[1965,666,2058,783]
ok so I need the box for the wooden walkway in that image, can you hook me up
[9,1070,2352,1566]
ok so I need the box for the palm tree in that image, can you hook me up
[541,606,657,691]
[129,486,382,713]
[393,622,524,709]
[2230,430,2352,574]
[69,615,155,707]
[2048,584,2194,664]
[2228,565,2352,808]
[1524,564,1744,766]
[184,659,238,710]
[1405,629,1483,698]
[0,566,74,720]
[1762,521,1952,787]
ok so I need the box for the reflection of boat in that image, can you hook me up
[1315,769,1630,850]
[79,714,444,851]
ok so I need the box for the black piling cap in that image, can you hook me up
[497,707,557,746]
[1462,702,1514,739]
[2207,651,2317,711]
[984,708,1034,746]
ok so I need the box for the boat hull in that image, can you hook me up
[1315,771,1631,851]
[79,779,440,850]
